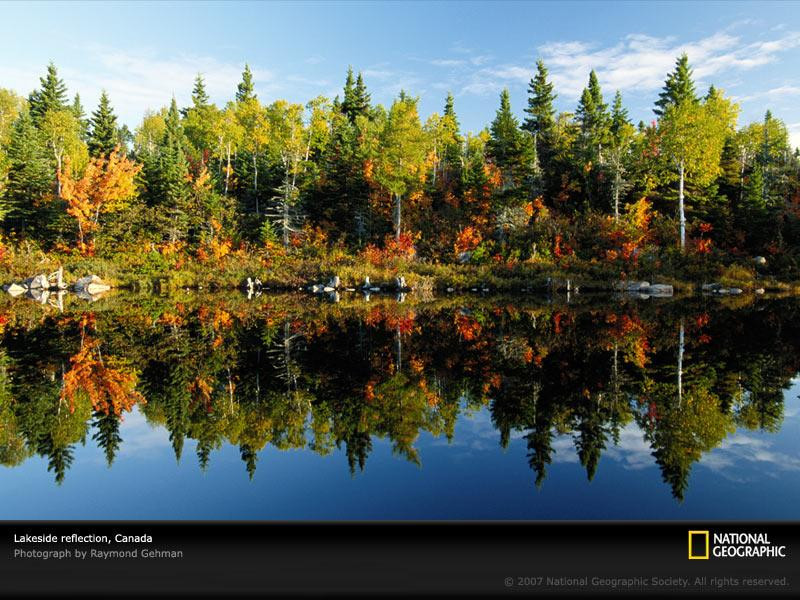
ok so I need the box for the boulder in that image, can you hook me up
[616,280,650,292]
[457,251,471,265]
[395,276,407,290]
[755,288,765,295]
[701,282,722,292]
[74,275,111,295]
[5,283,26,297]
[646,284,673,297]
[326,275,340,290]
[24,274,50,290]
[753,256,767,266]
[729,288,743,295]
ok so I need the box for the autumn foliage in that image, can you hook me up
[58,148,141,254]
[61,338,145,416]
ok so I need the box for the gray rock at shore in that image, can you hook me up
[73,275,111,295]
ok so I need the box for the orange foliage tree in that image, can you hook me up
[61,338,145,416]
[58,148,141,253]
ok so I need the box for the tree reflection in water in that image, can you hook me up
[0,293,796,500]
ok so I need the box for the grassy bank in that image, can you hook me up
[1,242,798,296]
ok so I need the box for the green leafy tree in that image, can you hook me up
[373,95,428,240]
[657,74,737,249]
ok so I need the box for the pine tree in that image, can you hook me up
[236,64,256,102]
[91,411,122,467]
[489,89,525,189]
[340,67,357,122]
[352,73,371,119]
[71,93,89,140]
[441,92,462,180]
[523,60,558,190]
[609,91,630,141]
[654,54,697,116]
[28,62,68,124]
[88,91,119,157]
[523,60,557,138]
[192,74,210,108]
[576,71,609,151]
[1,112,52,229]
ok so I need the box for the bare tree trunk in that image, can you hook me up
[253,153,259,215]
[283,173,290,248]
[224,145,231,196]
[55,152,62,197]
[678,160,686,251]
[613,166,621,222]
[394,193,402,240]
[677,319,684,407]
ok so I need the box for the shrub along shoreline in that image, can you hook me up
[1,243,795,297]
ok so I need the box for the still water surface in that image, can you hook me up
[1,292,799,519]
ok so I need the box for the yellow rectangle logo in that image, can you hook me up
[689,530,710,560]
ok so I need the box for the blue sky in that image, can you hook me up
[1,1,799,147]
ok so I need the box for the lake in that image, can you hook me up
[1,291,799,519]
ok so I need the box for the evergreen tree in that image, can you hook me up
[88,91,119,157]
[609,91,630,141]
[191,74,210,108]
[236,64,256,102]
[576,70,609,156]
[91,411,122,467]
[1,112,52,230]
[654,53,697,116]
[27,62,68,124]
[523,60,557,136]
[441,92,462,180]
[352,73,371,119]
[522,60,558,194]
[71,93,89,140]
[489,89,525,189]
[443,92,458,126]
[340,67,357,122]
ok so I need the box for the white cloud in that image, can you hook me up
[2,45,276,129]
[456,29,800,105]
[789,123,800,151]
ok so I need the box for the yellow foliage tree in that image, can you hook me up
[58,147,141,253]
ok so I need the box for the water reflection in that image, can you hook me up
[0,293,797,503]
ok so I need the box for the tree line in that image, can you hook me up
[0,56,799,277]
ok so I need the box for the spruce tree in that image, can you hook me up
[576,70,609,155]
[92,411,122,467]
[27,62,68,124]
[609,91,630,141]
[340,67,357,121]
[88,91,119,157]
[236,64,256,102]
[443,92,459,128]
[654,54,697,116]
[71,93,89,140]
[489,89,525,188]
[523,60,558,189]
[192,74,210,108]
[1,112,52,229]
[352,72,371,119]
[523,60,557,138]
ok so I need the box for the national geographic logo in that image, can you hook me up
[689,530,788,559]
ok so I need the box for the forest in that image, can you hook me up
[0,55,799,291]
